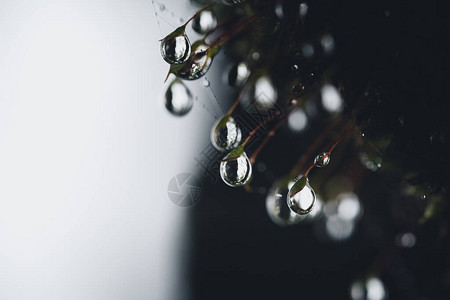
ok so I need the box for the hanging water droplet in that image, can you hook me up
[287,176,316,215]
[160,29,191,65]
[211,115,242,151]
[164,79,193,116]
[175,42,213,80]
[314,152,331,167]
[228,61,250,87]
[266,177,303,226]
[192,10,217,34]
[220,151,252,187]
[202,78,210,87]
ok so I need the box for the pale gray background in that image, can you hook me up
[0,1,214,299]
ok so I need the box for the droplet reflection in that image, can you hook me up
[220,151,252,187]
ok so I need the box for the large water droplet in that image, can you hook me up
[266,177,303,226]
[314,152,331,167]
[192,10,217,34]
[176,43,213,80]
[211,115,242,151]
[164,80,193,116]
[287,176,316,215]
[220,151,252,187]
[160,33,191,65]
[228,61,250,87]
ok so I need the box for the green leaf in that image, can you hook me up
[222,145,244,162]
[289,176,307,198]
[216,114,231,130]
[160,25,186,41]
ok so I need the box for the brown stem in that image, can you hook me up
[242,98,296,147]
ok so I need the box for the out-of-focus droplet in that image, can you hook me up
[220,151,252,187]
[337,192,362,221]
[192,10,217,34]
[252,52,260,60]
[228,61,250,87]
[202,78,210,87]
[321,84,343,113]
[211,115,242,151]
[160,31,191,65]
[275,2,284,19]
[288,108,308,132]
[299,3,308,21]
[395,232,416,248]
[287,176,316,215]
[222,0,244,5]
[176,43,213,80]
[326,215,355,241]
[314,152,331,167]
[301,43,314,58]
[321,34,335,54]
[350,277,387,300]
[253,75,277,108]
[164,79,193,116]
[159,4,165,11]
[266,177,303,226]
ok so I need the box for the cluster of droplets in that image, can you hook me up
[160,6,220,116]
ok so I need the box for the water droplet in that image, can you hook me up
[350,277,387,300]
[291,64,299,72]
[164,79,193,116]
[299,3,308,21]
[220,151,252,187]
[321,84,343,113]
[275,2,284,19]
[288,108,308,132]
[228,61,250,87]
[252,75,277,108]
[175,42,213,80]
[287,176,316,215]
[192,10,217,34]
[314,152,331,167]
[211,115,242,151]
[321,34,335,54]
[202,78,210,87]
[160,32,191,65]
[301,43,314,58]
[159,3,165,11]
[251,52,260,60]
[395,232,416,248]
[266,177,303,226]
